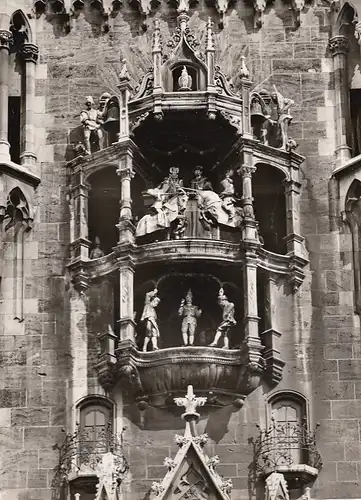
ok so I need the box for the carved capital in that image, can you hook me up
[117,165,135,180]
[20,43,39,63]
[328,35,349,57]
[239,165,256,178]
[0,30,13,50]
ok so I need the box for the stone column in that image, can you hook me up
[283,178,302,255]
[243,250,259,340]
[20,43,39,167]
[117,154,135,244]
[118,262,135,342]
[329,35,351,166]
[239,163,258,244]
[0,30,12,161]
[71,181,91,260]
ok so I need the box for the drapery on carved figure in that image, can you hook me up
[190,167,213,191]
[178,289,202,346]
[136,168,188,239]
[197,188,243,229]
[209,288,237,349]
[264,86,294,150]
[141,288,161,352]
[80,96,104,155]
[178,66,192,90]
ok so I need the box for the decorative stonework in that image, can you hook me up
[0,30,13,49]
[147,386,233,500]
[20,43,39,63]
[328,35,349,56]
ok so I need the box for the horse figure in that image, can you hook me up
[196,190,243,228]
[136,189,189,239]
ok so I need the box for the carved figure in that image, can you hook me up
[80,96,104,155]
[209,288,237,349]
[190,167,213,191]
[178,289,202,346]
[141,289,161,352]
[178,66,192,90]
[220,169,235,196]
[197,190,243,228]
[264,86,294,150]
[90,236,104,259]
[136,188,189,239]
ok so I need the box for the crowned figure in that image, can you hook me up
[178,289,202,346]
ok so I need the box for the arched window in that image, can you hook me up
[268,392,307,467]
[77,397,114,466]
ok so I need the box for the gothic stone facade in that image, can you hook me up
[1,0,361,499]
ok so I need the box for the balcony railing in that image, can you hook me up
[52,424,129,496]
[251,418,322,485]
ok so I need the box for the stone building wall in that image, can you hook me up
[1,0,361,498]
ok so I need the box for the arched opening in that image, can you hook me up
[268,391,308,467]
[88,168,120,256]
[253,164,287,254]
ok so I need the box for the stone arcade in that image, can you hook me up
[1,0,361,500]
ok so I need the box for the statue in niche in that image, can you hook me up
[136,169,188,239]
[80,96,104,155]
[90,236,105,259]
[196,169,242,229]
[209,288,237,349]
[264,86,294,150]
[141,288,161,352]
[178,66,192,91]
[178,289,202,346]
[190,167,213,191]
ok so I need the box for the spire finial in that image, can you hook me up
[174,385,207,420]
[206,17,215,51]
[152,19,162,53]
[119,58,130,82]
[239,55,250,79]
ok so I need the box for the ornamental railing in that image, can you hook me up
[51,424,128,498]
[251,418,323,476]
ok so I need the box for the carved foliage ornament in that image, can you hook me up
[0,30,13,49]
[328,35,349,56]
[20,43,39,63]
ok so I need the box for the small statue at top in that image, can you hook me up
[209,288,237,349]
[141,288,161,352]
[265,86,294,150]
[190,167,213,191]
[80,96,104,155]
[178,289,202,346]
[178,66,192,91]
[90,236,104,259]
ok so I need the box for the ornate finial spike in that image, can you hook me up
[174,385,207,417]
[119,59,130,82]
[206,17,215,51]
[152,19,162,53]
[239,55,250,79]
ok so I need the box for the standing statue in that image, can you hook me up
[178,289,202,346]
[209,288,237,349]
[141,288,161,352]
[178,66,192,90]
[80,96,104,155]
[190,167,213,191]
[90,236,105,259]
[264,86,294,150]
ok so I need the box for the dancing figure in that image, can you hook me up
[80,96,104,155]
[141,288,161,352]
[209,288,237,349]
